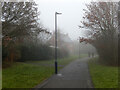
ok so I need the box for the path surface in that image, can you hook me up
[34,57,94,88]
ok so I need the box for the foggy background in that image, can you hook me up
[34,0,92,40]
[33,0,97,55]
[1,1,118,88]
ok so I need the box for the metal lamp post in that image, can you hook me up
[55,12,62,74]
[79,37,80,59]
[79,42,80,59]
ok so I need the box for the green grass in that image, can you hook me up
[88,58,118,88]
[26,55,83,70]
[0,69,2,89]
[3,63,54,88]
[3,55,86,88]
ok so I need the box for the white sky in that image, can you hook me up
[34,0,93,40]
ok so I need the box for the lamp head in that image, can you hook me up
[56,12,62,15]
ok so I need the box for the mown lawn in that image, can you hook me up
[88,58,118,88]
[3,63,54,88]
[0,69,2,89]
[2,55,86,88]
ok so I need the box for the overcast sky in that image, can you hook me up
[34,0,93,40]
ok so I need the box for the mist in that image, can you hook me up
[34,0,92,40]
[1,0,118,89]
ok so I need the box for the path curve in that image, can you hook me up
[34,57,94,88]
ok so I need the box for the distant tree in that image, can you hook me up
[79,2,118,66]
[48,30,71,58]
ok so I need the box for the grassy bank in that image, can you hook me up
[88,58,118,88]
[2,55,85,88]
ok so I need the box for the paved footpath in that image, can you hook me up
[34,57,94,88]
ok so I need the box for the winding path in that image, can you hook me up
[35,57,94,88]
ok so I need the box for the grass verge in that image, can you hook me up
[88,58,118,88]
[2,55,86,88]
[0,69,2,89]
[2,63,54,88]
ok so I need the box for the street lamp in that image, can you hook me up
[77,37,81,59]
[79,42,80,59]
[55,12,62,74]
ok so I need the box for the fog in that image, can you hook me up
[33,0,97,56]
[34,0,92,40]
[2,1,118,88]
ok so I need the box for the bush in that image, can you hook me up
[19,44,54,61]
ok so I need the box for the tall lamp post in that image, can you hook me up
[79,42,80,59]
[55,12,62,74]
[79,37,80,59]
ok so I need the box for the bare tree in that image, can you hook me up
[2,2,39,40]
[79,2,118,66]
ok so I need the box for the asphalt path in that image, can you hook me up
[34,57,94,88]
